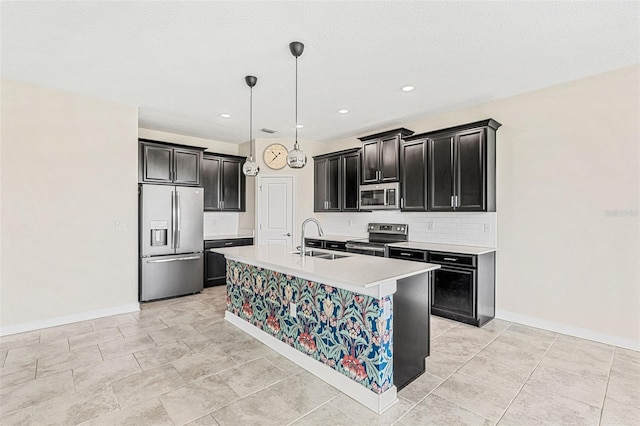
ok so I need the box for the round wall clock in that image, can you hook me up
[263,143,289,170]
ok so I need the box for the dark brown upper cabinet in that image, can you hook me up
[406,119,501,212]
[139,140,203,186]
[400,138,428,211]
[359,128,414,184]
[313,148,361,212]
[202,153,246,212]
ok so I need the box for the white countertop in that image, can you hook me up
[387,241,496,255]
[210,244,439,297]
[305,234,360,243]
[204,234,254,241]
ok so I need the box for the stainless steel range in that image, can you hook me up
[345,223,408,257]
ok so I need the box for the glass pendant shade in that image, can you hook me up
[287,41,306,169]
[243,75,259,177]
[286,142,307,168]
[242,158,259,176]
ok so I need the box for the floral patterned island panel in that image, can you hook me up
[226,259,393,394]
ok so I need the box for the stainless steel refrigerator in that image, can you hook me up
[139,184,204,301]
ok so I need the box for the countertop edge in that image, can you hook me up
[214,248,438,297]
[387,242,497,255]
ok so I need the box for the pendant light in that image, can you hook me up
[242,75,259,177]
[286,41,307,169]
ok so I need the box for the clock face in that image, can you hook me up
[263,143,289,170]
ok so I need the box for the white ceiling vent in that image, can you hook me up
[260,128,277,134]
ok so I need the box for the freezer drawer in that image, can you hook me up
[140,253,203,301]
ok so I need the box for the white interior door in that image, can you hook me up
[258,176,294,245]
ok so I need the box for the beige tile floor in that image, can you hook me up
[1,286,639,425]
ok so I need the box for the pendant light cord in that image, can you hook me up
[295,55,298,148]
[250,85,253,161]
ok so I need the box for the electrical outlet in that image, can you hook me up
[483,223,491,232]
[290,302,297,318]
[427,221,435,231]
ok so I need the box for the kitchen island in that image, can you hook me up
[211,244,440,413]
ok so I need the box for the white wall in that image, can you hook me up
[250,137,324,244]
[322,65,640,349]
[1,79,139,333]
[138,128,240,156]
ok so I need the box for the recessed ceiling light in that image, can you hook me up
[338,109,349,114]
[296,124,304,129]
[401,85,415,92]
[220,113,231,118]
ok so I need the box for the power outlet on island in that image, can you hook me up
[290,302,297,318]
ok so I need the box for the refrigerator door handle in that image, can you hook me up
[176,191,181,248]
[171,191,176,249]
[146,255,201,263]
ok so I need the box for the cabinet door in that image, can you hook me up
[455,129,485,211]
[142,144,173,183]
[173,149,201,185]
[204,250,227,287]
[314,158,328,211]
[202,156,221,211]
[428,135,455,211]
[401,140,427,211]
[221,159,242,211]
[342,152,360,211]
[431,267,475,319]
[325,156,341,211]
[361,140,380,183]
[379,136,400,182]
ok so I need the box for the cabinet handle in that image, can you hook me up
[456,196,460,208]
[444,257,457,261]
[451,196,455,208]
[400,198,405,208]
[221,200,224,209]
[224,242,233,246]
[283,233,291,237]
[400,252,413,257]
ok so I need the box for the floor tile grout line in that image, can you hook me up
[393,322,512,425]
[597,346,616,426]
[493,333,559,425]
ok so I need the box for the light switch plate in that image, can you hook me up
[290,302,297,318]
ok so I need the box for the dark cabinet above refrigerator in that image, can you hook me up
[139,140,204,186]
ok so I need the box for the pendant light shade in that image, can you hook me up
[242,75,259,177]
[286,41,307,169]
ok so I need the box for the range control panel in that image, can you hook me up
[368,223,408,235]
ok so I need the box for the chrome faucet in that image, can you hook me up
[299,218,324,256]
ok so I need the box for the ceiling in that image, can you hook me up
[1,1,638,144]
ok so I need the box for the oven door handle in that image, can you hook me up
[346,243,385,253]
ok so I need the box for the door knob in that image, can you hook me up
[283,233,291,236]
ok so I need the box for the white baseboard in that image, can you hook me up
[0,303,140,336]
[495,309,640,351]
[225,311,398,414]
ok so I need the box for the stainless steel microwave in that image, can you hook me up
[359,182,400,210]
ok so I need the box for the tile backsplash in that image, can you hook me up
[316,211,497,247]
[203,212,239,237]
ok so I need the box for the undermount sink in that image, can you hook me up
[290,250,351,260]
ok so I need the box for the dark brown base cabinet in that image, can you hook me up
[304,238,347,251]
[204,238,253,287]
[388,247,495,327]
